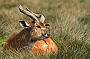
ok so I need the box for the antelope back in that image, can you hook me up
[3,27,31,51]
[31,38,58,55]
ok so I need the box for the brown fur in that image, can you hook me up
[3,20,58,55]
[32,38,58,55]
[3,28,31,51]
[3,5,58,55]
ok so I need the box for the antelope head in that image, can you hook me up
[19,5,50,40]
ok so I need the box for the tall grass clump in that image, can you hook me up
[0,39,90,59]
[0,0,90,59]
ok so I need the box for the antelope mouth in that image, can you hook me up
[32,34,50,40]
[42,33,50,38]
[40,33,50,39]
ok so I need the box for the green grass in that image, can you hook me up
[0,0,90,59]
[0,39,90,59]
[0,37,7,50]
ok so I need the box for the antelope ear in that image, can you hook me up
[19,20,29,27]
[45,24,50,28]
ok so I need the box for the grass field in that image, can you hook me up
[0,0,90,59]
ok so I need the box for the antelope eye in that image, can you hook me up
[36,26,41,28]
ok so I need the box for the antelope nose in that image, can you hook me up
[43,33,50,38]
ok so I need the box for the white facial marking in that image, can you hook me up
[35,23,37,26]
[34,28,37,32]
[41,28,46,30]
